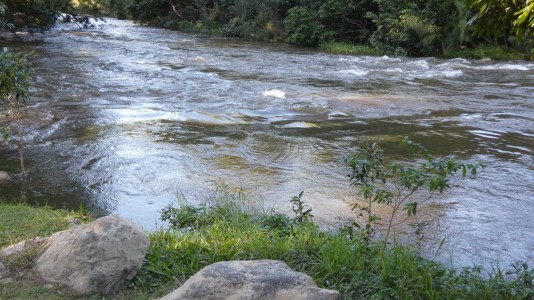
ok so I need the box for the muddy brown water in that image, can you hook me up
[1,19,533,269]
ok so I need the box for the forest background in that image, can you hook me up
[1,0,534,58]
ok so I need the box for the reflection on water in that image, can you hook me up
[1,19,533,269]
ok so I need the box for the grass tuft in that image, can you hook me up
[0,202,89,248]
[319,41,384,56]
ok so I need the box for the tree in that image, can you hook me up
[0,0,72,32]
[284,5,326,46]
[0,0,104,33]
[369,0,459,56]
[0,48,30,175]
[467,0,534,45]
[0,3,10,29]
[317,0,377,44]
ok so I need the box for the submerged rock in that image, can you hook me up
[33,215,150,295]
[0,171,10,183]
[160,260,339,300]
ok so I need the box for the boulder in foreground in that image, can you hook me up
[160,260,339,300]
[34,215,150,295]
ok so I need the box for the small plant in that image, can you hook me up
[160,199,205,230]
[160,184,257,231]
[258,212,292,235]
[344,137,484,245]
[290,191,314,224]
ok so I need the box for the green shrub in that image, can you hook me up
[344,137,483,244]
[316,0,377,44]
[220,17,244,37]
[369,0,459,56]
[284,6,327,47]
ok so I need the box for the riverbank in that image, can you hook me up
[1,201,532,299]
[318,41,531,61]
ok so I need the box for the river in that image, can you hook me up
[1,19,533,269]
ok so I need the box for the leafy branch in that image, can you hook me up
[344,137,484,246]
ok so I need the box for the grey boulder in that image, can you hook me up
[34,215,150,295]
[160,260,339,300]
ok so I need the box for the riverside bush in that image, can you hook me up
[344,137,484,245]
[284,6,327,47]
[135,185,534,299]
[0,48,30,174]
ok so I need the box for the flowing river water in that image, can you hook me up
[1,19,533,269]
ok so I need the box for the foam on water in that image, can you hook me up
[262,89,286,99]
[472,64,531,71]
[342,69,369,76]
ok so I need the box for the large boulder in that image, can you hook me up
[160,260,339,300]
[33,215,150,295]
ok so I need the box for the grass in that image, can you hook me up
[134,189,534,299]
[0,202,89,248]
[319,41,385,56]
[0,202,153,299]
[0,278,153,300]
[1,192,533,299]
[319,41,531,61]
[441,44,530,60]
[0,202,91,299]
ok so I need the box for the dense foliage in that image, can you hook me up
[467,0,534,44]
[99,0,533,57]
[0,0,99,33]
[0,0,70,32]
[1,0,533,57]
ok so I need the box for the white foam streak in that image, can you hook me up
[262,89,286,99]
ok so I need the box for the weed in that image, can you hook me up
[290,191,313,224]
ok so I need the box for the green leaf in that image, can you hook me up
[404,202,418,216]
